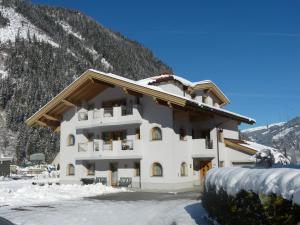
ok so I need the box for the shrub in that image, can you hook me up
[202,185,300,225]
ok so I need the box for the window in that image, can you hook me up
[151,127,162,141]
[136,128,140,140]
[152,162,163,177]
[180,162,188,176]
[67,164,75,176]
[67,135,75,146]
[134,162,140,176]
[86,162,95,176]
[179,127,187,141]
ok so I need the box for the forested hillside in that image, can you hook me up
[0,0,171,162]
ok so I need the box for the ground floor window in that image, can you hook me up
[152,162,163,177]
[67,164,75,176]
[134,162,140,176]
[180,162,188,176]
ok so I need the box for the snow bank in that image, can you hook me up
[0,179,126,207]
[205,167,300,205]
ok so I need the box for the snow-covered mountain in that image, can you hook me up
[242,117,300,163]
[0,0,171,161]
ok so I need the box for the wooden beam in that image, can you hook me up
[35,120,47,127]
[167,101,173,108]
[123,87,129,94]
[153,97,159,104]
[54,126,61,133]
[93,79,115,88]
[43,114,61,122]
[62,99,76,107]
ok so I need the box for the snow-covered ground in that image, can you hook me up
[0,178,211,225]
[0,178,125,208]
[206,167,300,205]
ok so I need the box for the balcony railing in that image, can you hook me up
[78,143,88,152]
[121,105,133,116]
[93,141,100,152]
[93,110,101,119]
[78,111,88,121]
[103,108,113,117]
[103,142,112,151]
[121,139,133,150]
[205,139,213,149]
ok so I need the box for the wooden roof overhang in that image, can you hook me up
[224,138,257,155]
[25,69,255,132]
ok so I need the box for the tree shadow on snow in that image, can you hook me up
[184,202,215,225]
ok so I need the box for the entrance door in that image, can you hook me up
[110,162,118,186]
[200,161,212,178]
[193,158,212,180]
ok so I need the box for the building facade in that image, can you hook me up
[26,69,256,191]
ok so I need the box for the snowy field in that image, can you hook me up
[206,167,300,205]
[0,178,210,225]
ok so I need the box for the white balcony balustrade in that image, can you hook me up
[76,104,142,130]
[76,139,142,159]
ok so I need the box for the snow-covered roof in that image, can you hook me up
[26,69,255,129]
[138,74,230,104]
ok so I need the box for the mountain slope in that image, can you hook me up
[0,0,172,162]
[242,117,300,163]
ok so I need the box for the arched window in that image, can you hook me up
[67,164,75,176]
[151,127,162,141]
[67,134,75,146]
[152,162,163,177]
[180,162,188,177]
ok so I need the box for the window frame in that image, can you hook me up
[67,134,75,146]
[180,162,188,177]
[151,127,162,141]
[67,163,75,176]
[152,162,163,177]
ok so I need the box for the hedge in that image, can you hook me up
[202,185,300,225]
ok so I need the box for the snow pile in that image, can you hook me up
[0,6,59,47]
[57,20,83,40]
[0,179,126,207]
[206,167,300,205]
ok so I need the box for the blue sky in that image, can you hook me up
[32,0,300,129]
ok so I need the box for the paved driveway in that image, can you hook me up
[0,191,213,225]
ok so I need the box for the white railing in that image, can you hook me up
[103,142,113,151]
[78,111,88,121]
[93,141,100,152]
[103,108,113,117]
[78,143,88,152]
[93,110,101,119]
[121,139,134,150]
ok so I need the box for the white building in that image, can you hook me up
[26,69,258,191]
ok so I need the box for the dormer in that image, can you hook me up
[138,74,230,108]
